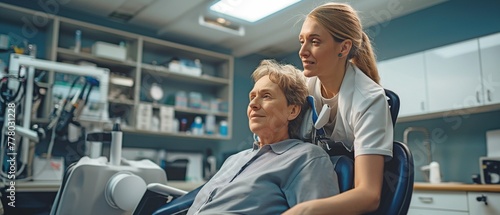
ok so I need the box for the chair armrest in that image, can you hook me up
[152,185,204,215]
[148,183,189,196]
[133,183,188,215]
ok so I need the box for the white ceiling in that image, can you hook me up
[61,0,447,58]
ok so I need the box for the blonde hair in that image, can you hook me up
[251,59,309,139]
[308,2,380,84]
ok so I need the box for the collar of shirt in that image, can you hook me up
[252,139,303,155]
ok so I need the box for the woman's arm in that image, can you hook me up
[282,154,384,215]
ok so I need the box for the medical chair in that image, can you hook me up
[133,89,414,215]
[368,89,414,215]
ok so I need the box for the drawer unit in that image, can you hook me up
[410,191,468,212]
[468,192,500,215]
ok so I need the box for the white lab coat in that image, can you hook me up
[307,62,393,159]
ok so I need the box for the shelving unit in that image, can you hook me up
[0,3,233,140]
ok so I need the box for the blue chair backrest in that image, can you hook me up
[367,141,414,215]
[384,88,400,126]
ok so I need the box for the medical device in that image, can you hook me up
[1,54,109,179]
[50,123,167,215]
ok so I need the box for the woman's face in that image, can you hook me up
[247,75,295,142]
[298,17,340,78]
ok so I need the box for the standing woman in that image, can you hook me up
[284,2,393,214]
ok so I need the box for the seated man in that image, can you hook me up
[186,60,339,215]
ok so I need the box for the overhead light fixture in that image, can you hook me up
[209,0,302,23]
[199,16,245,36]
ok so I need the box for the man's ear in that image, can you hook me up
[288,105,301,121]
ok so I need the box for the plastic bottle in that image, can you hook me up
[219,120,228,136]
[192,116,203,135]
[180,118,188,132]
[74,30,81,53]
[205,114,215,135]
[421,161,441,184]
[157,149,166,169]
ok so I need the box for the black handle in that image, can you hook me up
[476,195,488,205]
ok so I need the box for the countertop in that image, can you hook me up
[414,182,500,192]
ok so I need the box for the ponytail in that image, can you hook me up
[351,32,380,84]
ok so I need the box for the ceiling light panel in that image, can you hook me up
[209,0,302,22]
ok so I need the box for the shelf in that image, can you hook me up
[108,98,135,105]
[57,47,137,68]
[141,101,229,117]
[174,106,229,117]
[121,127,230,140]
[141,64,229,86]
[58,17,139,42]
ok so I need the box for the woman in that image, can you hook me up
[186,59,339,215]
[284,2,394,214]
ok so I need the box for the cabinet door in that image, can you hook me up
[479,32,500,105]
[379,52,427,117]
[424,39,483,112]
[468,192,500,215]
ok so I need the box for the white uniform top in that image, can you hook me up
[307,62,393,159]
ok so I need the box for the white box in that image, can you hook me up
[33,156,64,181]
[136,103,152,130]
[91,41,127,61]
[182,65,202,76]
[160,106,175,132]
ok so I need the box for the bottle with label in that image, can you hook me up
[180,118,188,132]
[219,120,228,136]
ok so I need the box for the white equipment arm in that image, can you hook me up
[7,54,110,167]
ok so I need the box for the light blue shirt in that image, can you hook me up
[187,139,339,215]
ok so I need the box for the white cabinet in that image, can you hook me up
[468,192,500,215]
[479,32,500,105]
[424,39,483,112]
[377,33,500,120]
[408,190,469,214]
[379,52,428,117]
[409,190,500,215]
